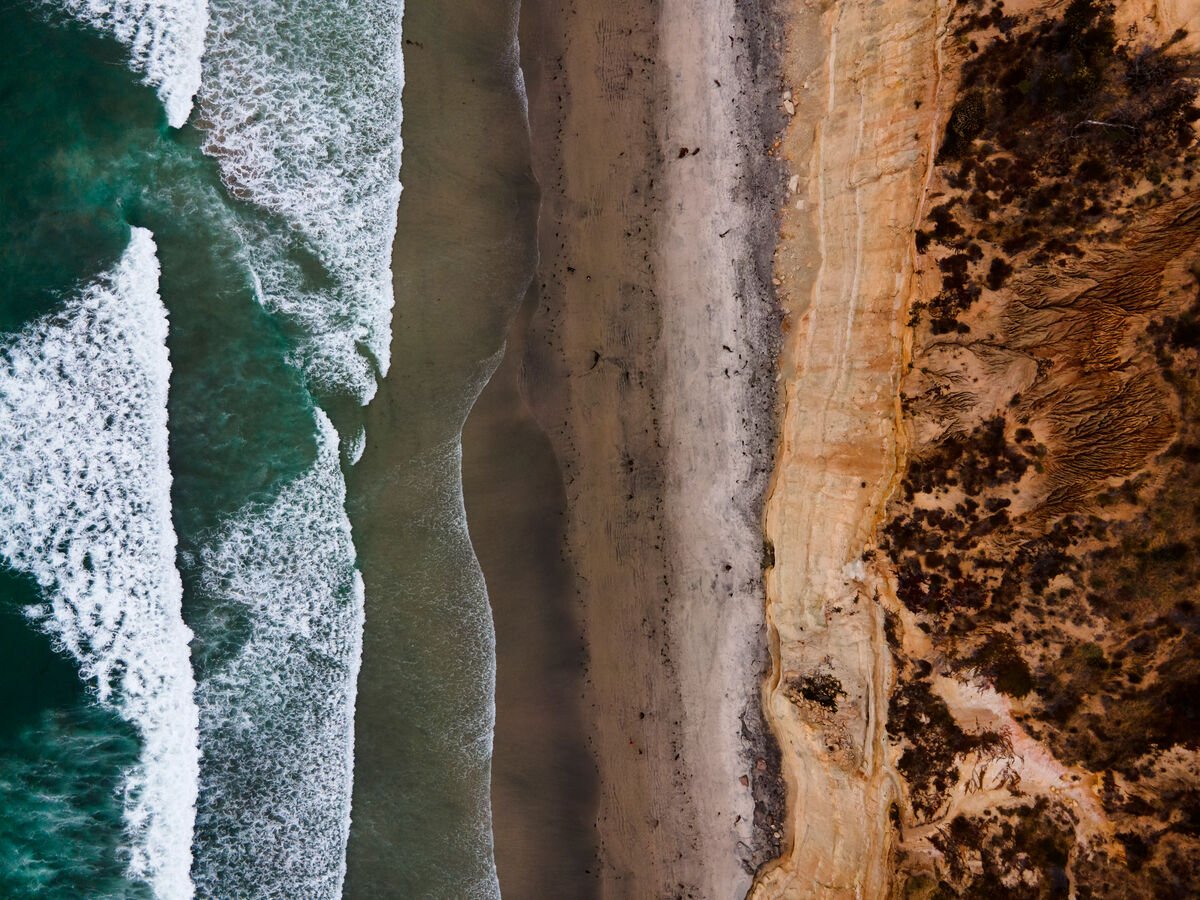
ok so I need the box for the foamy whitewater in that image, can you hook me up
[10,0,412,894]
[0,229,200,898]
[198,0,404,402]
[191,411,363,899]
[47,0,209,128]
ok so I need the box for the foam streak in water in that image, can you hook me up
[0,228,200,899]
[192,410,364,899]
[197,0,404,402]
[47,0,209,127]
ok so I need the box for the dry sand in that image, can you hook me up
[507,0,786,894]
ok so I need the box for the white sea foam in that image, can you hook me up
[197,0,404,402]
[0,228,200,899]
[49,0,209,128]
[346,425,366,465]
[192,409,364,899]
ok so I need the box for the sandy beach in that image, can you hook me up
[484,0,786,894]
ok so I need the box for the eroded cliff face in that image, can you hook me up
[754,0,953,894]
[758,0,1200,896]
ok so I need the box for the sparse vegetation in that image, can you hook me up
[783,673,846,711]
[927,799,1075,898]
[888,680,1008,819]
[884,0,1200,892]
[913,0,1200,329]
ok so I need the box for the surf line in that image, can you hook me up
[0,228,201,898]
[47,0,210,128]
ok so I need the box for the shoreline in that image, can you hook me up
[345,0,538,893]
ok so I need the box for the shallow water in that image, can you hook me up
[343,0,538,895]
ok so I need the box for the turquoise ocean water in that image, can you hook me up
[0,2,504,896]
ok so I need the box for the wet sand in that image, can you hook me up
[462,294,599,898]
[344,0,538,895]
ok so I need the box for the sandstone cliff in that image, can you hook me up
[757,0,1200,896]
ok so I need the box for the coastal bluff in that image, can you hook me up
[758,0,1200,896]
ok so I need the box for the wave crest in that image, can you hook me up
[0,228,200,898]
[196,0,404,402]
[191,409,364,898]
[49,0,209,127]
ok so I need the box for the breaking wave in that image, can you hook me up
[47,0,209,128]
[191,410,364,898]
[0,228,200,898]
[196,0,404,402]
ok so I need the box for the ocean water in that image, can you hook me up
[0,1,511,897]
[0,228,198,897]
[342,0,537,894]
